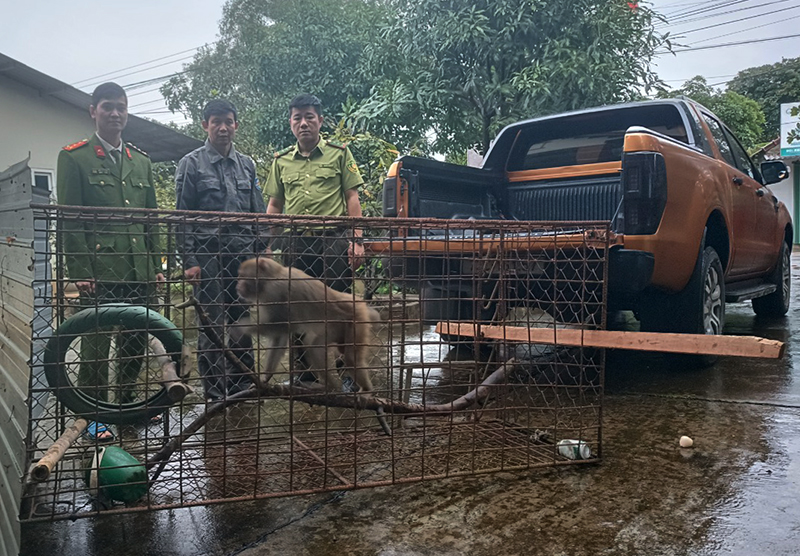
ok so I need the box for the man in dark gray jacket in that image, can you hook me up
[175,99,266,400]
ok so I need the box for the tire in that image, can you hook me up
[680,246,725,338]
[43,303,184,425]
[639,245,725,368]
[752,241,791,317]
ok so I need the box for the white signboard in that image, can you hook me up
[780,102,800,157]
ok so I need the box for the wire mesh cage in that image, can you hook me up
[22,205,608,521]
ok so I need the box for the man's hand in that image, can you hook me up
[75,280,95,294]
[185,266,201,283]
[155,273,166,290]
[348,241,365,270]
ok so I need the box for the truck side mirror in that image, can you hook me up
[761,160,790,185]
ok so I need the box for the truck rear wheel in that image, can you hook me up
[639,245,725,367]
[752,241,791,317]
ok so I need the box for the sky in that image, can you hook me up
[1,0,799,127]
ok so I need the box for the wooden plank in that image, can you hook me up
[0,244,35,275]
[0,275,34,314]
[436,322,785,359]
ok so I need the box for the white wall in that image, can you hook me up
[0,75,94,178]
[771,178,794,229]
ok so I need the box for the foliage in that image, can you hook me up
[788,106,800,146]
[661,76,765,151]
[152,161,178,210]
[355,0,669,156]
[328,117,399,218]
[162,0,390,152]
[728,57,800,142]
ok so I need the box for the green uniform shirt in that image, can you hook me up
[265,138,363,217]
[56,134,161,282]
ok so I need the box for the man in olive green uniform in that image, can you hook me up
[265,93,365,293]
[266,94,366,384]
[57,82,164,426]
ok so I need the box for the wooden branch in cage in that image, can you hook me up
[437,322,786,359]
[150,337,192,403]
[174,296,264,391]
[146,360,519,473]
[31,418,88,482]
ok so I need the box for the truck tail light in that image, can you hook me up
[382,176,398,217]
[619,151,667,235]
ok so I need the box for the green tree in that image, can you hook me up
[663,76,765,151]
[355,0,669,156]
[728,57,800,142]
[328,118,399,218]
[162,0,391,152]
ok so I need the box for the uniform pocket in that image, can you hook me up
[235,179,253,211]
[87,177,117,207]
[315,166,338,180]
[127,180,151,206]
[197,179,223,208]
[197,178,222,192]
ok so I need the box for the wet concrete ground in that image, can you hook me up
[21,257,800,556]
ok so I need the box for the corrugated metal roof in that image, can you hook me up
[0,53,202,162]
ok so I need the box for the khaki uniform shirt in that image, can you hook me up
[56,134,161,282]
[265,138,363,217]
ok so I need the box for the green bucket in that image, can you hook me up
[86,446,149,503]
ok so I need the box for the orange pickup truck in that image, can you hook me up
[381,99,792,341]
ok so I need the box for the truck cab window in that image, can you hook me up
[701,113,736,167]
[507,104,688,172]
[723,127,759,181]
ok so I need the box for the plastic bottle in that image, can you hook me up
[556,439,592,460]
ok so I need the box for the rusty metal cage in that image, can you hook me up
[22,205,608,521]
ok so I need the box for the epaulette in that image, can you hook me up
[274,146,294,159]
[326,140,347,150]
[63,139,89,152]
[127,142,148,157]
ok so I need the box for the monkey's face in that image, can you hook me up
[237,257,280,302]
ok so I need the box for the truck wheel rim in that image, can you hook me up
[781,248,791,301]
[704,264,723,335]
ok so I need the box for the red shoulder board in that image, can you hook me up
[62,139,88,152]
[94,145,106,158]
[326,140,347,150]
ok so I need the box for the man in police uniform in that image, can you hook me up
[176,99,266,401]
[265,93,366,293]
[57,82,164,437]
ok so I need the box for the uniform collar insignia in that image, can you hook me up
[125,147,132,159]
[94,145,106,158]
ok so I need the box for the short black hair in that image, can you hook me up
[288,93,322,116]
[203,99,238,122]
[91,82,127,106]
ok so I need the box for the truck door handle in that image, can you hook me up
[756,188,765,197]
[732,176,743,186]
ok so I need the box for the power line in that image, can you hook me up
[79,55,196,91]
[661,0,795,30]
[661,0,754,23]
[659,0,738,13]
[663,32,800,53]
[122,69,191,91]
[662,73,736,83]
[678,3,800,35]
[71,44,210,86]
[691,11,800,44]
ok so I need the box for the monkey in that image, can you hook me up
[236,256,381,394]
